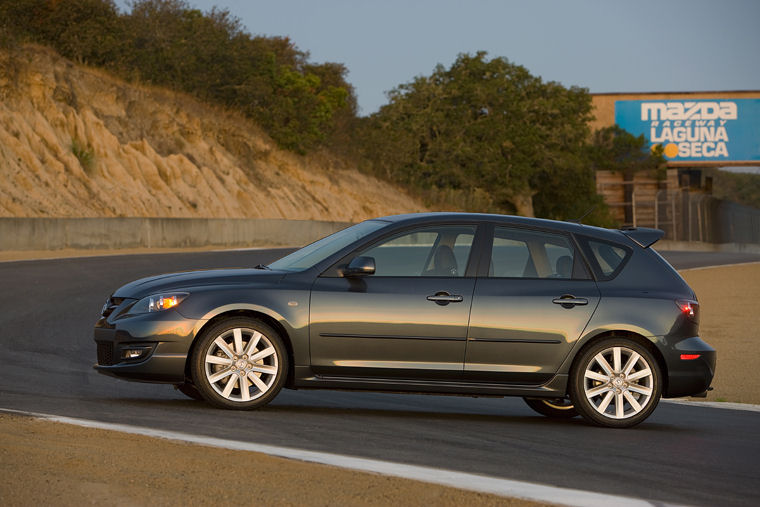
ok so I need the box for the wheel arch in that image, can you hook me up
[185,308,296,388]
[567,330,669,396]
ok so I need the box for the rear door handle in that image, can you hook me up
[427,292,464,305]
[552,295,588,307]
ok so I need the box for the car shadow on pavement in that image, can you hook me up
[88,395,679,433]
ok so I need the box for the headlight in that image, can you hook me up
[131,292,189,314]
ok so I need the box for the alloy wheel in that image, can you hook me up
[203,327,279,402]
[583,345,655,420]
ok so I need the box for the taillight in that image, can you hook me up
[676,299,698,319]
[680,354,701,360]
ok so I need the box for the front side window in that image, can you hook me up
[490,227,577,279]
[357,225,476,277]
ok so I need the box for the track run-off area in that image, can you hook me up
[1,248,759,506]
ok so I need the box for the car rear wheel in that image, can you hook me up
[570,338,662,428]
[523,397,579,418]
[191,317,287,410]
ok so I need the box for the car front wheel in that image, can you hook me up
[191,317,287,410]
[570,338,662,428]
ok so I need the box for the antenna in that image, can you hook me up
[568,205,596,224]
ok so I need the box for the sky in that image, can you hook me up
[115,0,760,116]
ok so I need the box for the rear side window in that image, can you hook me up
[579,237,632,280]
[489,227,582,279]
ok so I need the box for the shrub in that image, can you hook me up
[71,138,95,175]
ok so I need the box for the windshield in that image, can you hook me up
[267,220,389,272]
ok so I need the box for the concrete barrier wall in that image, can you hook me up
[3,218,758,254]
[0,218,353,251]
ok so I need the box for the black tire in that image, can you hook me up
[174,383,204,401]
[190,317,288,410]
[570,337,662,428]
[523,397,579,419]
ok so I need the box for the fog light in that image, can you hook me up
[122,347,150,360]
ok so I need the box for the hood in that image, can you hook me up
[113,268,285,299]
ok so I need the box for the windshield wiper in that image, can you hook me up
[253,264,271,270]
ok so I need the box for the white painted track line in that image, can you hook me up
[662,399,760,412]
[0,407,682,507]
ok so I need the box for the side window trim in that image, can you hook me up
[569,234,595,281]
[475,222,496,278]
[466,222,490,278]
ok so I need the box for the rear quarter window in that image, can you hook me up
[578,237,632,280]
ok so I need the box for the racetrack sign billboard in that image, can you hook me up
[615,99,760,163]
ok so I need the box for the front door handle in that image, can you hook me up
[427,292,464,306]
[552,295,588,308]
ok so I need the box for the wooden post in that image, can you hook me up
[631,189,637,228]
[671,194,678,241]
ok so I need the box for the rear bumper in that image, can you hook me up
[662,336,716,398]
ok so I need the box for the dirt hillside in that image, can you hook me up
[0,45,424,221]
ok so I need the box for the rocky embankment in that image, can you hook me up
[0,45,423,220]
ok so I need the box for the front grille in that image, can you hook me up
[97,342,115,366]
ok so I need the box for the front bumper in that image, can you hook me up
[662,336,716,398]
[93,308,200,384]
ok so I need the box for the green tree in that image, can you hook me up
[589,125,664,178]
[304,61,358,155]
[0,0,123,65]
[362,52,596,218]
[248,62,349,152]
[710,169,760,209]
[121,0,351,152]
[0,0,355,154]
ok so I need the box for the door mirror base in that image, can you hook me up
[341,256,376,277]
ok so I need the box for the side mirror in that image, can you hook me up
[342,256,375,277]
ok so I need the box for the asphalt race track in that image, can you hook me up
[654,249,760,270]
[1,248,758,506]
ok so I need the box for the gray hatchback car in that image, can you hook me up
[95,213,715,428]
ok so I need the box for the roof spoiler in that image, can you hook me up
[620,227,664,248]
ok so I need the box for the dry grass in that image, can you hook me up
[0,414,546,507]
[680,262,760,404]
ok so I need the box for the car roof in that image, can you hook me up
[373,212,627,243]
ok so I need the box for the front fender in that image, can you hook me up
[177,286,311,366]
[193,303,289,332]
